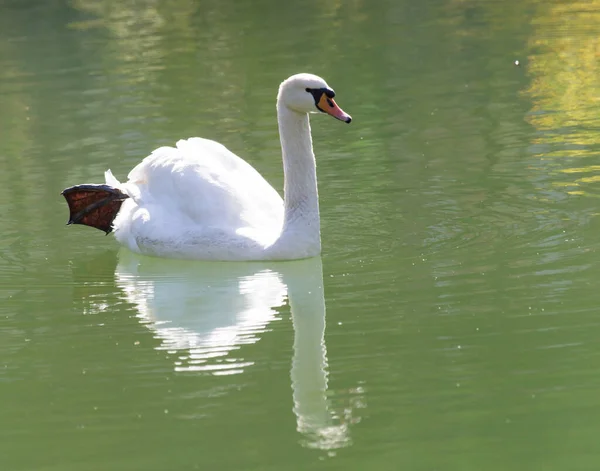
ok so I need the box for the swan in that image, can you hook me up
[62,73,351,261]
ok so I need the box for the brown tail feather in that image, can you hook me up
[61,184,129,234]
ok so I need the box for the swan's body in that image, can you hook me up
[62,73,351,261]
[108,137,287,260]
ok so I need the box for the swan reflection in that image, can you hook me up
[114,250,361,449]
[115,251,286,374]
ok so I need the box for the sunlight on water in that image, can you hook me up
[525,0,600,198]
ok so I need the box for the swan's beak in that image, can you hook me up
[318,95,352,123]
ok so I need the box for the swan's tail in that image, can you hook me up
[61,173,129,234]
[104,169,121,187]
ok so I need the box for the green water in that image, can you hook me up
[3,0,600,469]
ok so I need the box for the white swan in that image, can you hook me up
[62,73,351,261]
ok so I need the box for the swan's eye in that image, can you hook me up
[307,87,331,113]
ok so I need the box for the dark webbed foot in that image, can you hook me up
[62,184,129,234]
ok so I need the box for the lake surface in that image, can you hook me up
[2,0,600,469]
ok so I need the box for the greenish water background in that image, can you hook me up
[3,0,600,469]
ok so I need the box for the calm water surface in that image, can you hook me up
[2,0,600,469]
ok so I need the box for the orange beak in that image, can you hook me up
[317,94,352,123]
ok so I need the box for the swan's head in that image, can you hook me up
[278,73,352,123]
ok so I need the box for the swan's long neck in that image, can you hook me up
[273,103,321,257]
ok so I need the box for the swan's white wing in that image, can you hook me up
[124,137,283,231]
